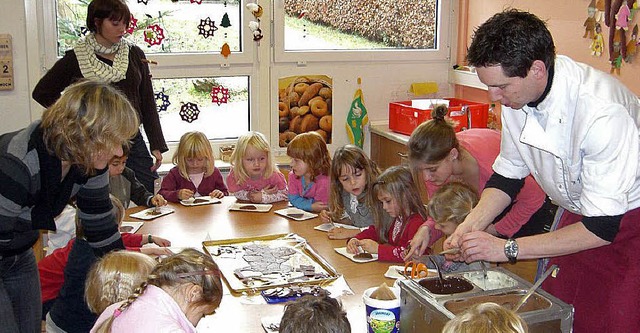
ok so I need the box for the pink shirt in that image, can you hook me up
[91,285,196,333]
[226,168,288,203]
[424,129,546,241]
[287,173,330,211]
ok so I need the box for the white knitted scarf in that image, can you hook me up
[74,33,130,83]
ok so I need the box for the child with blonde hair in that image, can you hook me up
[85,251,157,315]
[42,196,171,332]
[286,132,331,213]
[442,302,528,333]
[91,249,224,333]
[226,131,288,203]
[320,145,391,239]
[426,182,484,273]
[346,165,426,262]
[160,131,228,202]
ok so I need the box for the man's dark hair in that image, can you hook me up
[466,9,556,78]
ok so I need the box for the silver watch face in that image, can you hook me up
[505,239,518,259]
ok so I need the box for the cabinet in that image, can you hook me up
[370,127,409,171]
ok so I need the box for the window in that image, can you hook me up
[45,0,254,144]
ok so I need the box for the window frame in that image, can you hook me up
[272,0,452,63]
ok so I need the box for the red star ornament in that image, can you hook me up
[210,86,229,106]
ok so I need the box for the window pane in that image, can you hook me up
[283,0,438,51]
[56,0,241,56]
[150,76,250,143]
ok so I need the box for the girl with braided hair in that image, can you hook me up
[91,249,223,333]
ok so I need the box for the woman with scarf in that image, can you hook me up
[33,0,167,192]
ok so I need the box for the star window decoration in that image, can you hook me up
[210,86,229,106]
[179,102,200,123]
[197,17,218,39]
[144,24,165,46]
[127,15,138,35]
[154,89,171,112]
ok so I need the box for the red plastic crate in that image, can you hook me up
[389,98,489,135]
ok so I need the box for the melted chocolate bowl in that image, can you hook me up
[418,276,474,295]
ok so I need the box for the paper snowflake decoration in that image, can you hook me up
[127,15,138,34]
[190,0,202,3]
[137,0,149,4]
[154,89,171,112]
[144,24,165,46]
[179,102,200,123]
[197,17,218,39]
[210,86,229,106]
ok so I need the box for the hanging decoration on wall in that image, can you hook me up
[127,14,138,35]
[346,77,369,149]
[616,1,632,30]
[155,89,171,113]
[137,0,149,5]
[593,0,640,74]
[246,2,264,42]
[221,43,231,58]
[197,17,218,39]
[221,13,232,28]
[611,29,624,74]
[625,24,638,62]
[298,11,309,38]
[584,4,597,38]
[180,102,200,123]
[591,23,605,56]
[210,86,229,106]
[144,24,165,46]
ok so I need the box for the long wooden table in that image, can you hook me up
[129,197,391,332]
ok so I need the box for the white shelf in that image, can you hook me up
[449,69,487,91]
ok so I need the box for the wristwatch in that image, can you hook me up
[504,238,519,264]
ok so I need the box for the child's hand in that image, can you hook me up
[147,234,171,247]
[151,194,167,207]
[178,189,195,201]
[358,239,379,254]
[262,185,278,195]
[328,227,360,240]
[248,190,262,203]
[346,238,361,254]
[141,247,174,256]
[209,189,224,199]
[311,202,328,213]
[319,210,332,223]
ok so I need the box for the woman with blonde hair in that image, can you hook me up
[92,248,223,333]
[0,79,139,332]
[159,131,228,202]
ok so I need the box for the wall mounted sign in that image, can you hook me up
[0,34,13,91]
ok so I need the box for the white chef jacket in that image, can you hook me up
[493,55,640,217]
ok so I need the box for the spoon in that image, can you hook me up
[428,255,445,284]
[513,264,559,312]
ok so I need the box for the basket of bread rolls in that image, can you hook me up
[278,76,332,147]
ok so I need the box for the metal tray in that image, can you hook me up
[202,233,339,295]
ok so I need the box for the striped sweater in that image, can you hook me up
[0,121,124,256]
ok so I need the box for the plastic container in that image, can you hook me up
[363,286,401,333]
[388,98,489,135]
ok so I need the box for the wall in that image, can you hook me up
[457,0,640,98]
[0,0,39,134]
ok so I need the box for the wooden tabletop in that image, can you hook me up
[128,197,392,332]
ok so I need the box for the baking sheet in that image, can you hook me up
[203,233,338,295]
[274,207,317,221]
[119,221,143,233]
[180,196,222,206]
[334,247,378,263]
[228,203,273,213]
[129,207,175,220]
